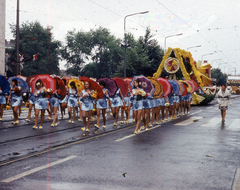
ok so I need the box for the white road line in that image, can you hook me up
[228,119,240,131]
[201,117,221,127]
[189,110,203,116]
[115,124,161,142]
[1,155,76,183]
[207,107,213,109]
[175,117,202,126]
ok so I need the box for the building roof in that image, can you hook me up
[227,75,240,80]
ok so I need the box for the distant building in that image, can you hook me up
[0,0,5,75]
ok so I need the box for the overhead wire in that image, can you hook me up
[155,0,235,66]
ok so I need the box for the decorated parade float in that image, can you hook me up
[153,47,216,105]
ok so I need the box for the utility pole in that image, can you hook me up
[16,0,20,75]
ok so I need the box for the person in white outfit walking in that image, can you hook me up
[217,84,231,123]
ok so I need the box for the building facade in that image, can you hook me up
[0,0,5,75]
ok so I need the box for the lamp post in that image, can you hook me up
[211,59,221,68]
[164,33,183,52]
[224,65,231,74]
[218,62,227,68]
[123,11,149,78]
[16,0,20,75]
[201,53,214,63]
[228,67,236,75]
[187,45,201,51]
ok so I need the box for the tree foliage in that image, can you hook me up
[117,27,164,77]
[7,21,61,76]
[211,68,227,85]
[61,30,92,76]
[62,27,123,78]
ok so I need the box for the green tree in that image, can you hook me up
[117,27,164,77]
[7,21,61,76]
[61,30,92,76]
[63,27,123,78]
[87,27,123,78]
[211,68,227,85]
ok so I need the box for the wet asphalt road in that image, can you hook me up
[0,96,240,190]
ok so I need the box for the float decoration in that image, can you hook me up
[153,47,216,105]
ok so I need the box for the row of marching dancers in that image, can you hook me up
[0,79,192,134]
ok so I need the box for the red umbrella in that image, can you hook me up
[180,82,188,96]
[123,77,132,91]
[30,74,56,93]
[156,77,171,97]
[185,80,198,93]
[79,76,89,82]
[81,77,104,99]
[113,77,128,97]
[54,76,66,100]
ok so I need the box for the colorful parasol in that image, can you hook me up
[173,80,185,96]
[179,80,192,93]
[156,77,172,97]
[147,77,164,98]
[168,80,180,95]
[130,75,155,97]
[186,80,199,92]
[0,75,10,94]
[184,80,198,93]
[30,74,56,93]
[79,76,89,82]
[67,79,84,95]
[113,77,128,97]
[54,76,67,100]
[81,77,104,99]
[97,77,118,97]
[123,77,133,91]
[8,76,29,93]
[175,80,188,96]
[16,75,27,81]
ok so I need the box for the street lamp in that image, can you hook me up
[224,65,232,74]
[123,11,149,78]
[201,53,214,63]
[187,45,201,51]
[228,67,236,75]
[211,59,221,67]
[164,33,183,52]
[218,62,227,68]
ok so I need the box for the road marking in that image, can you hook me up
[1,155,76,183]
[115,134,135,142]
[228,119,240,131]
[201,117,221,127]
[189,110,203,116]
[175,117,202,126]
[233,168,240,190]
[207,107,213,109]
[0,125,135,167]
[115,124,161,142]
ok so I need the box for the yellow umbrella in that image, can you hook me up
[147,77,164,98]
[179,80,192,93]
[67,79,84,95]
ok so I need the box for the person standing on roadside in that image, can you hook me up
[217,84,231,123]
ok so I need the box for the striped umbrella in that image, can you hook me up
[147,77,164,98]
[156,77,171,97]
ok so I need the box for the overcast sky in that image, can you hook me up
[5,0,240,74]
